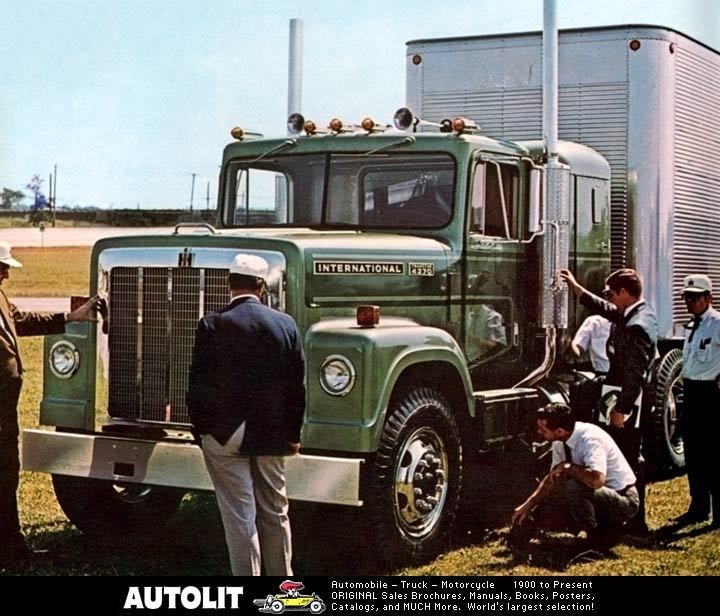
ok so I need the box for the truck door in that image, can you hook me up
[464,157,528,389]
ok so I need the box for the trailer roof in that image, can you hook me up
[407,24,719,57]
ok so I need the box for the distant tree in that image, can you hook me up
[1,188,25,210]
[26,174,49,225]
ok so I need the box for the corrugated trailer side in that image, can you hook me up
[406,25,720,337]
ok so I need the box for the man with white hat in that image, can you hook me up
[673,274,720,529]
[0,240,99,565]
[187,253,306,575]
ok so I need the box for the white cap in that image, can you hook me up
[682,274,712,294]
[0,240,23,268]
[229,253,269,279]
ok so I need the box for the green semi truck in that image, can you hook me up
[22,106,617,564]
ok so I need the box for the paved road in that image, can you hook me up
[1,226,174,247]
[10,297,70,312]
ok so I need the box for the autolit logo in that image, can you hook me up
[253,580,326,614]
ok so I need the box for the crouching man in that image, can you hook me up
[509,403,639,554]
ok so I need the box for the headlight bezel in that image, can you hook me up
[319,354,356,397]
[49,340,81,379]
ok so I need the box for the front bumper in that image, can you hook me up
[21,429,363,506]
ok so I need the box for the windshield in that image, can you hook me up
[222,152,455,229]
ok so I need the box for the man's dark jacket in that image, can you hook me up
[580,292,658,415]
[186,296,306,455]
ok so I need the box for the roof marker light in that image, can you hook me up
[451,117,479,134]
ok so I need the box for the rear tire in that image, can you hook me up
[52,474,185,538]
[367,387,462,566]
[649,349,685,473]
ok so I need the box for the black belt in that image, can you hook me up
[617,484,636,496]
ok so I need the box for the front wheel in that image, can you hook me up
[52,474,185,538]
[368,387,462,566]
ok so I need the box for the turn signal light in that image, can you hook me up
[356,305,380,327]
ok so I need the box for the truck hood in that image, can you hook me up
[92,228,452,311]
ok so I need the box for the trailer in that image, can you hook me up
[406,24,720,469]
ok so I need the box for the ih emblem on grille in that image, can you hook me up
[178,248,194,267]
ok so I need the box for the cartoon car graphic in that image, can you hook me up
[253,580,325,614]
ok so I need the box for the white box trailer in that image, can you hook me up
[406,24,720,338]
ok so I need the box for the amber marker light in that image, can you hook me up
[452,117,467,133]
[361,117,376,132]
[329,118,344,133]
[356,305,380,327]
[303,120,318,135]
[230,126,245,140]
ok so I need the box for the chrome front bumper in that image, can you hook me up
[21,429,363,506]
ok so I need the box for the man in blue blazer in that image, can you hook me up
[187,253,306,576]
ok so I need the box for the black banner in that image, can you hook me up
[2,576,714,614]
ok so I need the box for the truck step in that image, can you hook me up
[473,387,540,447]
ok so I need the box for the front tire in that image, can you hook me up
[368,387,462,566]
[52,474,185,538]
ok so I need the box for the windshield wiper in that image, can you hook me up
[251,139,297,163]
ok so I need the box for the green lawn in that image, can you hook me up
[6,247,91,297]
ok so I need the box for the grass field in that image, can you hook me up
[4,248,720,575]
[6,247,91,297]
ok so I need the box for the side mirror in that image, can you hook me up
[528,168,542,234]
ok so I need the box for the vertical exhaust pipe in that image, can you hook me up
[515,0,570,388]
[287,18,303,122]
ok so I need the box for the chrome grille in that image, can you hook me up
[108,267,229,425]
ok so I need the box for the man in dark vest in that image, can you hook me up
[559,268,658,536]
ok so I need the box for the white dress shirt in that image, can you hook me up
[551,421,636,491]
[682,307,720,381]
[573,314,611,373]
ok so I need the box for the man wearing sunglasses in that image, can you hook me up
[559,268,658,536]
[675,274,720,529]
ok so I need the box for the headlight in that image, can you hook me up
[319,355,356,396]
[49,340,80,379]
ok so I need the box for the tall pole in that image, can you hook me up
[206,180,210,214]
[287,19,303,128]
[52,163,57,226]
[189,172,196,215]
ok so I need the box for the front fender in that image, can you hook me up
[303,318,472,452]
[40,322,96,429]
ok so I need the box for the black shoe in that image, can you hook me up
[0,543,49,567]
[586,525,621,553]
[671,510,709,527]
[625,520,650,537]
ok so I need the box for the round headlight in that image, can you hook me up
[49,340,80,379]
[319,355,356,396]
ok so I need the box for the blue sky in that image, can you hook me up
[1,0,717,209]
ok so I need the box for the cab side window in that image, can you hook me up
[470,162,519,239]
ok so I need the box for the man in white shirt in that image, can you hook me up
[572,314,611,374]
[509,403,638,554]
[674,274,720,529]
